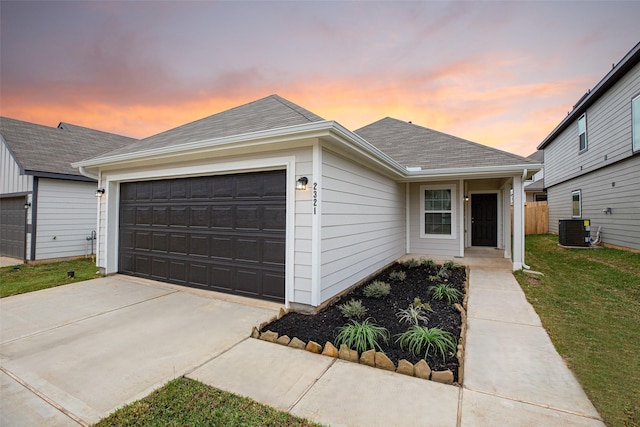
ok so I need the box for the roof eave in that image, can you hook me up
[403,163,542,181]
[538,42,640,150]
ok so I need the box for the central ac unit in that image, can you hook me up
[559,219,591,247]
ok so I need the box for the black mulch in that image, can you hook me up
[261,262,466,382]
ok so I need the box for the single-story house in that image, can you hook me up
[524,150,546,202]
[73,95,540,308]
[0,117,137,261]
[538,41,640,251]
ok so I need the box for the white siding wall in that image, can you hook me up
[545,62,640,188]
[547,155,640,250]
[408,180,462,256]
[35,179,98,259]
[319,149,405,302]
[1,139,32,194]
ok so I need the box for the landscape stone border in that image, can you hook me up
[251,266,470,386]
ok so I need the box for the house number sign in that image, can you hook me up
[313,182,318,215]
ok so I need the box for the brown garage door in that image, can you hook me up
[0,196,26,259]
[119,170,286,302]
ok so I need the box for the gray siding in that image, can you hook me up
[320,149,405,302]
[1,139,32,195]
[545,62,640,188]
[547,155,640,250]
[35,179,98,259]
[409,180,462,256]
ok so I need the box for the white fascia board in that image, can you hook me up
[72,121,338,168]
[403,163,542,181]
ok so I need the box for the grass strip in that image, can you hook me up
[94,377,322,427]
[0,258,100,297]
[514,234,639,427]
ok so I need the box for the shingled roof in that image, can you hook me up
[92,94,325,160]
[0,117,137,179]
[355,117,536,170]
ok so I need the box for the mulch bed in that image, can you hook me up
[261,261,466,382]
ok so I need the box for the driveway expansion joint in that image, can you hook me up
[462,386,604,421]
[287,357,337,412]
[0,366,86,427]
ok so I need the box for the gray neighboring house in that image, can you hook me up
[538,42,640,251]
[524,150,546,202]
[74,95,539,308]
[0,117,137,261]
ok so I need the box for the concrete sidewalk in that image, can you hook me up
[1,260,605,426]
[190,257,605,427]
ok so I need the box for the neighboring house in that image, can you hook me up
[524,150,546,202]
[73,95,540,308]
[0,117,137,261]
[538,42,640,251]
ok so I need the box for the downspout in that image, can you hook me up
[521,169,530,270]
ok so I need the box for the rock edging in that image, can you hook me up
[254,328,457,385]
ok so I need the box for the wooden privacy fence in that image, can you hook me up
[511,201,548,235]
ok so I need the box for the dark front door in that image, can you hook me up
[118,170,286,302]
[0,196,26,259]
[471,193,497,247]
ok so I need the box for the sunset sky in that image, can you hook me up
[1,1,639,157]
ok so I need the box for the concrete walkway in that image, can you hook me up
[189,254,605,427]
[1,258,605,426]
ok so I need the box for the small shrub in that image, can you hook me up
[396,303,430,326]
[338,299,368,319]
[402,258,420,268]
[437,265,451,279]
[443,260,457,269]
[396,325,456,361]
[334,318,390,353]
[428,275,440,282]
[420,258,436,268]
[363,280,391,298]
[389,270,407,282]
[428,283,462,304]
[412,297,432,312]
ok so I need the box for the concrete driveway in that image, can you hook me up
[0,275,279,426]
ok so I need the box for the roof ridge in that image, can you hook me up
[270,94,323,123]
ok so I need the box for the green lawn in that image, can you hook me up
[514,235,640,427]
[94,377,322,427]
[0,258,100,297]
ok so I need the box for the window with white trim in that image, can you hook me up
[578,113,587,152]
[420,185,456,239]
[633,94,640,152]
[572,190,581,218]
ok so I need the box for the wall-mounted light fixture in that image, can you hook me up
[296,177,308,191]
[95,188,106,197]
[24,202,31,209]
[464,195,470,201]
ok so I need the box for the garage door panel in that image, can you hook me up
[169,261,187,283]
[263,240,285,264]
[190,235,209,257]
[136,232,150,250]
[119,170,285,302]
[190,263,208,286]
[152,207,169,225]
[211,237,233,259]
[151,258,168,279]
[170,207,188,227]
[236,238,259,262]
[170,234,188,254]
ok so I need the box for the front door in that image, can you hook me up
[471,193,497,247]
